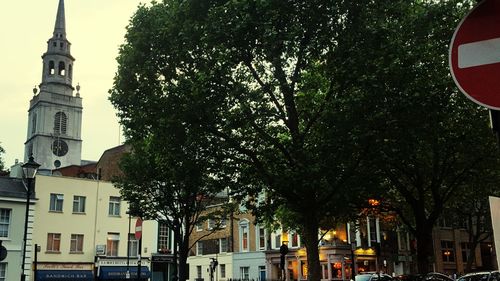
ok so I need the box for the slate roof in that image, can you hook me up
[0,177,33,199]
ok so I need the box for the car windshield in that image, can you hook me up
[356,275,374,281]
[458,273,490,281]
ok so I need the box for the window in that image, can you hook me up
[70,234,84,253]
[220,238,228,253]
[240,220,249,252]
[73,196,86,213]
[108,197,120,216]
[258,226,266,250]
[291,231,299,248]
[106,233,119,256]
[220,218,227,228]
[441,240,455,262]
[259,266,266,281]
[197,266,202,279]
[457,218,469,229]
[196,222,203,231]
[69,64,73,79]
[53,112,67,135]
[47,233,61,252]
[0,263,5,281]
[368,217,378,243]
[0,209,11,238]
[240,267,250,280]
[208,219,215,230]
[128,234,138,257]
[438,215,452,228]
[197,241,203,256]
[461,242,471,263]
[220,264,226,278]
[49,61,55,75]
[58,61,66,76]
[274,232,281,249]
[158,222,170,252]
[49,194,64,212]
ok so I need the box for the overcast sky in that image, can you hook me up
[0,0,152,167]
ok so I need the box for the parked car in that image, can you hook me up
[395,272,453,281]
[457,271,500,281]
[356,273,393,281]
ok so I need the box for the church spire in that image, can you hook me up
[53,0,66,38]
[40,0,74,94]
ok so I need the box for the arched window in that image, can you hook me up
[54,112,67,135]
[58,61,66,76]
[68,64,73,79]
[49,61,55,75]
[239,219,249,252]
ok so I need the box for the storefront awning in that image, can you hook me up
[99,266,151,279]
[36,270,93,281]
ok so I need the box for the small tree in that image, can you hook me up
[113,122,235,281]
[447,171,500,272]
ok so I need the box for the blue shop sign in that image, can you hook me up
[99,266,151,279]
[36,270,94,281]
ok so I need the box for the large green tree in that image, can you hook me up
[333,0,500,272]
[110,0,493,278]
[110,1,382,281]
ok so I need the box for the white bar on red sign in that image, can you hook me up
[458,37,500,68]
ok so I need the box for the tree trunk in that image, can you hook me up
[178,242,189,281]
[302,219,322,281]
[415,223,434,273]
[178,222,191,281]
[173,225,180,281]
[465,247,476,273]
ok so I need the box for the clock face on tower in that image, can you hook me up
[52,139,68,156]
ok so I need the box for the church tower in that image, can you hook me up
[24,0,83,172]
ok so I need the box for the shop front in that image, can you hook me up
[35,263,94,281]
[96,257,151,280]
[353,248,378,274]
[265,246,351,281]
[151,254,174,281]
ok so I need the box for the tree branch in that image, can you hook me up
[243,58,287,122]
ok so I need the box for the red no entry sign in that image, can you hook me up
[449,0,500,109]
[135,218,143,240]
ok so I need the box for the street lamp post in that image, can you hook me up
[20,155,40,281]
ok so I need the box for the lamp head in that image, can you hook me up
[22,155,41,179]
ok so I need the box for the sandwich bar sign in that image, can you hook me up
[449,0,500,109]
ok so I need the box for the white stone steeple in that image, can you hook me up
[40,0,75,95]
[24,0,83,172]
